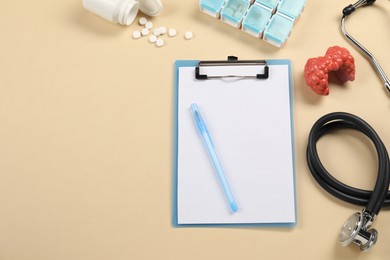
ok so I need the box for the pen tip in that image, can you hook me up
[231,203,238,213]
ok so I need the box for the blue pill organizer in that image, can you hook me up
[221,0,251,28]
[199,0,226,18]
[277,0,306,20]
[242,4,272,38]
[255,0,279,12]
[199,0,306,47]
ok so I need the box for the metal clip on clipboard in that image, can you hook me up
[195,56,269,80]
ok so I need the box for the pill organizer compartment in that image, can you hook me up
[199,0,226,18]
[198,0,305,47]
[263,13,294,47]
[242,4,272,38]
[277,0,306,20]
[255,0,280,13]
[221,0,251,28]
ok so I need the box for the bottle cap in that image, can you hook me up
[139,0,163,16]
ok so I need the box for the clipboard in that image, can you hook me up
[173,57,296,227]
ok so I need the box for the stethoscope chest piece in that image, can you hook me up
[339,210,378,251]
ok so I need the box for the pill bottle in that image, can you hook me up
[83,0,163,26]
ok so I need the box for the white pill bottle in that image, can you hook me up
[83,0,163,26]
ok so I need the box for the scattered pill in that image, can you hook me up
[132,31,141,39]
[149,35,157,43]
[141,28,149,36]
[145,22,153,29]
[168,28,177,37]
[184,31,193,40]
[159,26,167,35]
[139,17,147,25]
[153,28,161,36]
[156,39,165,47]
[133,21,195,47]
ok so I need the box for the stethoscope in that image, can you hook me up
[341,0,390,92]
[307,0,390,252]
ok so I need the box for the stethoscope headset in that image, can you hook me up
[306,0,390,252]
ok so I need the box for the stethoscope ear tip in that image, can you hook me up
[342,4,355,16]
[343,0,377,16]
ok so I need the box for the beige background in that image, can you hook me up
[1,0,390,259]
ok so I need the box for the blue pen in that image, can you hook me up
[190,103,238,213]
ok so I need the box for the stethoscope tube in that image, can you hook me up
[307,112,390,250]
[341,0,390,92]
[306,112,390,216]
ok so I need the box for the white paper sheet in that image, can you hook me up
[176,64,296,225]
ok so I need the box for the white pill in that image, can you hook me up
[141,28,149,36]
[156,39,165,47]
[168,28,177,37]
[149,35,157,43]
[153,28,161,36]
[132,31,141,39]
[145,22,153,29]
[159,26,167,35]
[138,17,147,25]
[184,31,193,40]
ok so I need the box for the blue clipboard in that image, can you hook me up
[173,58,296,227]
